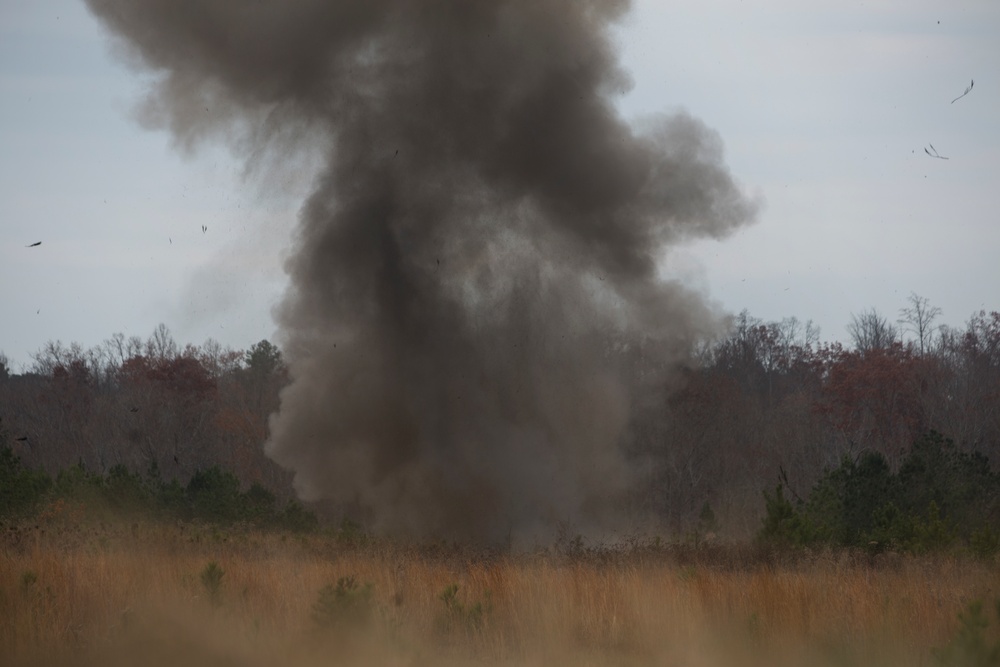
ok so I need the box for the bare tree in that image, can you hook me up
[847,308,899,353]
[898,292,942,355]
[773,317,802,352]
[101,333,129,367]
[145,323,178,362]
[198,338,243,379]
[774,317,819,351]
[30,340,87,376]
[803,320,821,348]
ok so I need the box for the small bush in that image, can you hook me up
[912,501,955,554]
[934,599,1000,666]
[105,464,151,510]
[312,576,373,629]
[438,583,491,634]
[277,500,318,533]
[970,527,1000,559]
[20,570,38,589]
[55,462,105,501]
[0,446,51,517]
[335,517,367,547]
[200,561,225,606]
[187,467,242,523]
[156,478,187,516]
[242,482,276,522]
[758,484,812,546]
[1,448,318,534]
[760,431,1000,553]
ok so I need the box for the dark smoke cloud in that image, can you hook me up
[86,0,758,540]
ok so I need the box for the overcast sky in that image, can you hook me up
[1,0,997,371]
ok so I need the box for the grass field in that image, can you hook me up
[3,502,999,666]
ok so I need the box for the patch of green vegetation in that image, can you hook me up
[0,446,52,517]
[20,570,38,590]
[0,446,318,532]
[312,576,374,629]
[437,583,491,634]
[200,561,225,607]
[759,431,1000,554]
[334,517,368,547]
[934,599,1000,666]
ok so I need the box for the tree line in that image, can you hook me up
[0,325,291,502]
[629,294,1000,537]
[0,446,317,531]
[760,430,1000,555]
[1,294,998,539]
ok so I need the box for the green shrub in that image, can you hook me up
[20,570,38,589]
[865,501,916,552]
[2,447,316,534]
[156,478,187,516]
[335,517,367,546]
[312,576,373,629]
[54,463,105,504]
[970,527,1000,559]
[934,599,1000,666]
[241,482,276,522]
[437,583,491,633]
[199,561,225,606]
[911,501,955,554]
[105,464,151,510]
[187,467,242,522]
[276,499,318,533]
[797,450,894,547]
[898,432,999,540]
[760,431,1000,553]
[759,484,812,546]
[0,446,51,517]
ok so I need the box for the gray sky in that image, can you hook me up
[2,0,997,370]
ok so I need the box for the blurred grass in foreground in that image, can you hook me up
[3,510,999,667]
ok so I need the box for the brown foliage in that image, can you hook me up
[815,343,936,464]
[2,306,998,538]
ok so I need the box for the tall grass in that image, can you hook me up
[2,511,998,666]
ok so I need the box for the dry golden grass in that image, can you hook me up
[3,507,999,666]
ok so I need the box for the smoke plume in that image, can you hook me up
[86,0,758,540]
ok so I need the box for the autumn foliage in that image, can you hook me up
[642,304,1000,536]
[1,300,999,538]
[1,330,291,509]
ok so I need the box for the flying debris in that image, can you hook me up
[951,79,973,104]
[925,144,949,160]
[25,242,41,247]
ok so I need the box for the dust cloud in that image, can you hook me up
[85,0,758,540]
